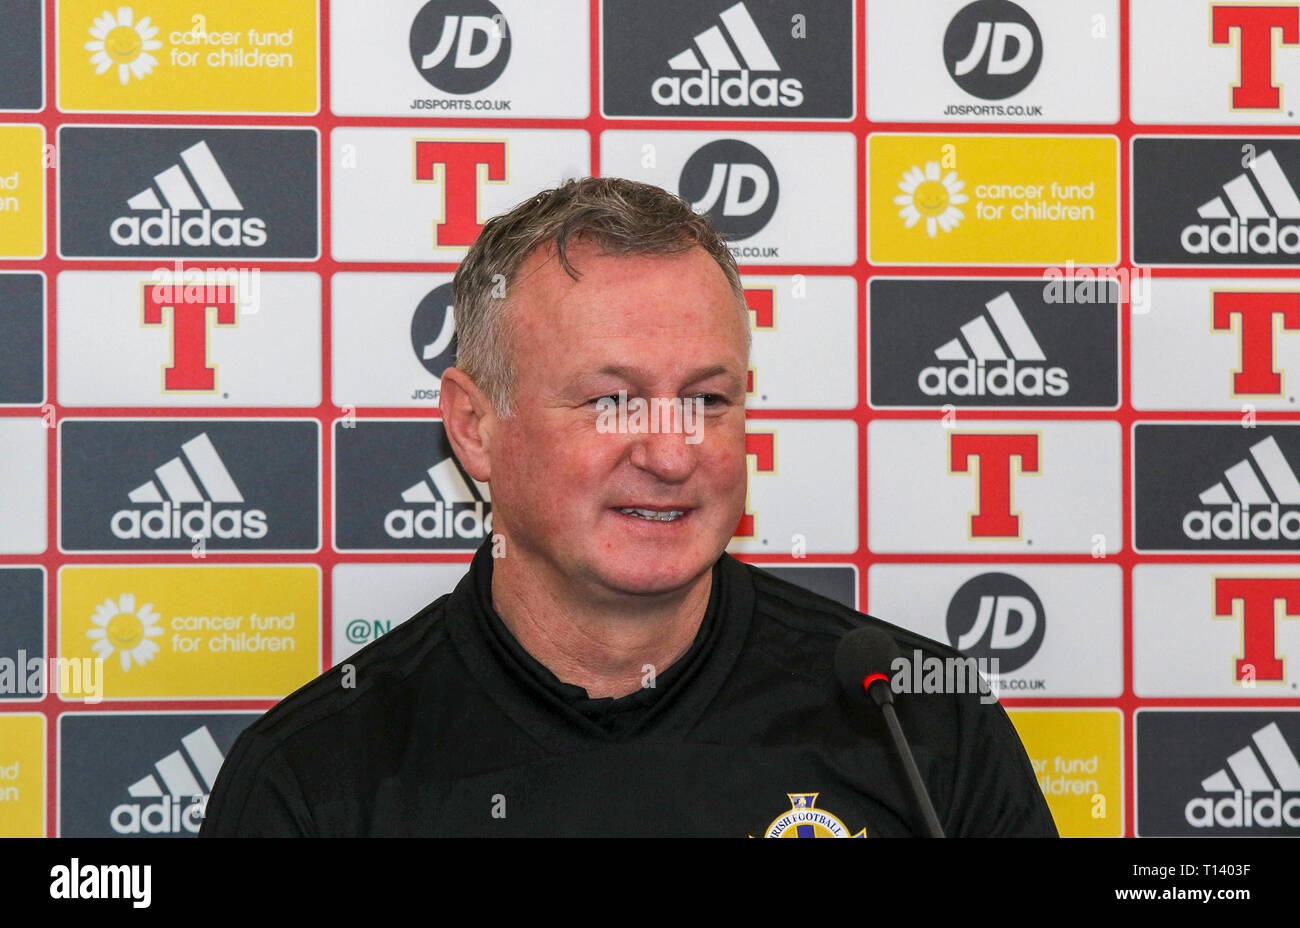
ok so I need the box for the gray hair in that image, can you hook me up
[451,176,750,416]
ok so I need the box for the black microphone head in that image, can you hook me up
[834,626,902,707]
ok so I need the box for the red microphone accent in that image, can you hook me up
[861,672,890,692]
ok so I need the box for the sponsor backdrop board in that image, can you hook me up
[1007,709,1124,837]
[601,0,854,120]
[58,271,322,407]
[0,0,1297,840]
[57,125,320,261]
[0,124,45,258]
[1133,565,1300,698]
[1132,279,1300,410]
[867,0,1119,124]
[332,0,589,117]
[58,712,261,837]
[0,273,45,406]
[868,564,1124,698]
[1133,137,1300,267]
[1136,710,1300,836]
[56,1,319,114]
[601,130,858,265]
[1131,0,1300,125]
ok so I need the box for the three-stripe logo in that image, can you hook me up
[1185,722,1300,830]
[667,2,779,72]
[111,726,225,835]
[918,291,1069,397]
[384,455,492,540]
[109,139,268,248]
[651,2,804,108]
[1182,149,1300,256]
[110,432,267,541]
[1183,434,1300,541]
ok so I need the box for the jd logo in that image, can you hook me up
[409,0,511,94]
[678,139,779,240]
[944,0,1043,100]
[945,571,1046,672]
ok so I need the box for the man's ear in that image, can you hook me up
[438,367,496,483]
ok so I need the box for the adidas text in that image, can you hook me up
[1181,216,1300,256]
[1186,789,1300,828]
[110,209,268,248]
[651,70,803,108]
[384,500,492,539]
[111,502,268,540]
[1182,502,1300,541]
[111,794,207,835]
[918,360,1068,397]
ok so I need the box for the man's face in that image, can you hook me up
[485,239,750,599]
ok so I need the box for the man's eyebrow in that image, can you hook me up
[587,364,739,383]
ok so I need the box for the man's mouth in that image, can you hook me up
[615,507,687,522]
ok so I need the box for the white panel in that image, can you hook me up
[57,271,321,407]
[868,420,1122,553]
[1133,565,1300,697]
[331,563,470,663]
[725,419,858,554]
[867,563,1123,697]
[601,130,857,266]
[330,0,590,117]
[1131,279,1300,411]
[331,128,590,262]
[867,0,1119,123]
[0,419,46,553]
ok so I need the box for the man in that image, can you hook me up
[200,177,1056,837]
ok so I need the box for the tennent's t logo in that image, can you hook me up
[949,432,1039,538]
[413,140,507,248]
[141,283,237,392]
[736,431,775,539]
[744,286,775,395]
[1213,291,1300,396]
[1214,576,1300,682]
[1212,4,1300,110]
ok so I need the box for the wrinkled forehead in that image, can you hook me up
[507,241,750,368]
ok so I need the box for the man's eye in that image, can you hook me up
[589,394,622,406]
[691,394,725,407]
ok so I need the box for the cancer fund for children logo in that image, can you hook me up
[0,715,44,837]
[57,0,318,113]
[58,566,319,700]
[0,125,44,258]
[869,135,1118,265]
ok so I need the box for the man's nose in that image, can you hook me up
[628,402,697,480]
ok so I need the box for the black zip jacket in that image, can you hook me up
[199,540,1058,837]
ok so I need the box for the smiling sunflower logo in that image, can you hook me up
[86,7,162,85]
[896,162,968,238]
[87,592,163,671]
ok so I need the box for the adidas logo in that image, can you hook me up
[651,2,803,108]
[110,726,224,835]
[1181,150,1300,256]
[110,432,267,541]
[384,456,492,540]
[1182,435,1300,541]
[917,292,1069,397]
[1185,722,1300,829]
[109,140,268,248]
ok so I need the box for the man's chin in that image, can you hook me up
[589,555,715,600]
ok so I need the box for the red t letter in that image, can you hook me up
[950,433,1040,537]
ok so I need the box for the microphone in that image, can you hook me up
[834,626,946,838]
